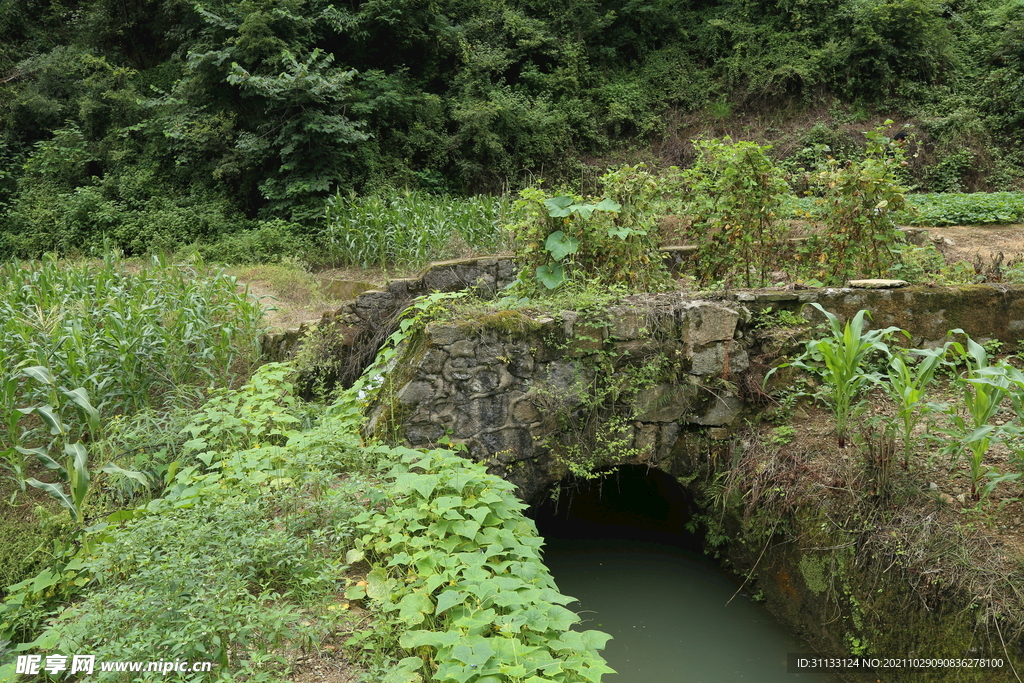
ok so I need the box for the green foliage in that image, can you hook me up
[886,242,977,285]
[2,340,615,680]
[16,367,102,524]
[508,164,671,293]
[321,191,510,269]
[837,0,953,96]
[806,122,909,283]
[2,0,1023,254]
[0,252,265,451]
[348,447,614,682]
[683,138,791,287]
[882,342,954,468]
[180,363,310,462]
[776,304,901,447]
[0,509,69,600]
[787,192,1024,227]
[768,424,797,445]
[754,307,807,330]
[197,220,310,265]
[774,310,1024,503]
[0,361,365,672]
[42,495,320,676]
[940,338,1019,500]
[899,192,1024,226]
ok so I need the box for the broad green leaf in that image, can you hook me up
[22,366,55,385]
[544,196,575,217]
[34,405,66,436]
[18,446,62,473]
[435,589,467,615]
[544,231,579,261]
[105,509,139,524]
[451,519,481,539]
[66,442,90,507]
[581,629,614,650]
[381,658,422,683]
[593,198,621,212]
[451,640,495,667]
[397,591,434,625]
[26,479,78,521]
[400,630,462,649]
[607,225,637,240]
[62,387,100,436]
[100,463,151,488]
[366,567,391,600]
[535,263,565,290]
[573,204,597,219]
[28,568,60,593]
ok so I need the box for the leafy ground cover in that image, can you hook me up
[785,192,1024,227]
[0,293,614,682]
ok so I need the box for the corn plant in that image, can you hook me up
[941,338,1014,500]
[13,366,98,523]
[882,341,955,469]
[0,252,265,455]
[782,304,900,447]
[321,190,510,268]
[11,365,151,522]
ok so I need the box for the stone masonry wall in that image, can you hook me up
[366,296,754,502]
[364,283,1024,501]
[261,255,518,363]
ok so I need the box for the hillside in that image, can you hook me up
[1,0,1022,261]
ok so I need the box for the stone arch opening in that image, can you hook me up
[532,465,701,552]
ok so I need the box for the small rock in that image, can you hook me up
[938,493,956,506]
[955,493,968,505]
[847,279,910,289]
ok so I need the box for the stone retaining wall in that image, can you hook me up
[261,255,518,363]
[744,284,1024,346]
[365,296,755,502]
[363,283,1024,500]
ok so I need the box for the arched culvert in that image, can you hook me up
[531,465,701,552]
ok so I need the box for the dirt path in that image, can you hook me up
[919,224,1024,265]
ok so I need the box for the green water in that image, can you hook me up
[534,467,840,682]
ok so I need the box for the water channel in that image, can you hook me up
[533,466,841,683]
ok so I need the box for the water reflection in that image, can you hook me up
[533,467,839,683]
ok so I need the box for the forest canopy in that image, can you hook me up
[1,0,1022,257]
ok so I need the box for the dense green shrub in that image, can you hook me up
[0,0,1022,256]
[47,496,314,674]
[683,138,791,286]
[805,125,909,282]
[0,348,613,681]
[507,164,672,292]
